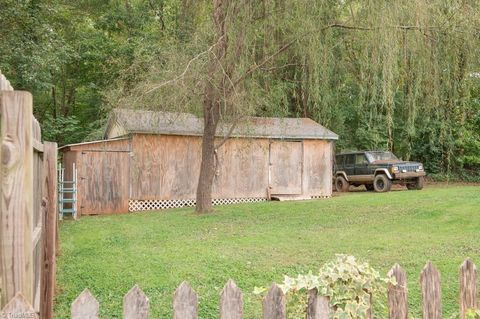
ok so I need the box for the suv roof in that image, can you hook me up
[337,151,390,156]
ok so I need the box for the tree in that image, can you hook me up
[107,0,480,212]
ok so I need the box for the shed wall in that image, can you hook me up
[302,140,333,197]
[62,138,131,215]
[62,134,334,215]
[130,135,270,200]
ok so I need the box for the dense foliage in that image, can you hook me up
[1,0,479,178]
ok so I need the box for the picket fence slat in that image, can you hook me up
[124,285,149,319]
[0,292,38,319]
[71,289,99,319]
[388,264,408,319]
[263,283,286,319]
[173,281,198,319]
[6,259,478,318]
[460,258,477,319]
[307,289,329,319]
[220,279,243,319]
[0,71,13,91]
[421,262,442,319]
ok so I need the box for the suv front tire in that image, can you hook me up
[335,175,349,192]
[373,174,392,193]
[406,177,424,190]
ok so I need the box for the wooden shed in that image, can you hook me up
[60,109,338,216]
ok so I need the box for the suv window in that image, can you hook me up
[356,154,368,165]
[335,155,344,166]
[345,154,355,165]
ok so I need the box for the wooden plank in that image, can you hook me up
[39,142,57,319]
[32,225,42,247]
[78,150,130,215]
[459,259,477,319]
[0,72,13,91]
[31,117,43,312]
[173,281,198,319]
[220,279,243,319]
[420,262,442,319]
[307,288,330,319]
[0,292,38,319]
[0,91,34,307]
[388,264,408,319]
[123,285,149,319]
[269,141,303,195]
[71,289,99,319]
[263,283,286,319]
[32,139,44,153]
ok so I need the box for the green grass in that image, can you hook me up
[55,185,480,318]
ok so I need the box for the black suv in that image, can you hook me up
[334,151,426,193]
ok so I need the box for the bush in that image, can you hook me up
[254,255,396,319]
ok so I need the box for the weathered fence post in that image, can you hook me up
[263,283,286,319]
[459,259,477,319]
[220,279,243,319]
[123,285,149,319]
[0,91,34,307]
[71,289,99,319]
[388,264,408,319]
[307,288,330,319]
[39,142,58,319]
[0,292,38,319]
[420,262,442,319]
[173,281,198,319]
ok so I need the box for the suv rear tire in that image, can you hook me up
[374,174,392,193]
[335,175,349,192]
[406,177,424,190]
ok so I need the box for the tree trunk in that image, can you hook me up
[195,0,228,213]
[195,115,217,213]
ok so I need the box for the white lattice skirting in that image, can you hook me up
[129,197,267,212]
[310,195,331,199]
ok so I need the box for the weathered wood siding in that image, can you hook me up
[269,141,303,195]
[130,134,202,200]
[62,134,334,214]
[130,135,270,200]
[213,138,269,198]
[302,140,333,197]
[63,139,131,215]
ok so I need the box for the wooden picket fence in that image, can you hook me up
[2,260,476,319]
[0,70,58,319]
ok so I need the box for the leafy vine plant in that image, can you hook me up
[254,255,397,319]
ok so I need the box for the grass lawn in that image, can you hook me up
[55,184,480,318]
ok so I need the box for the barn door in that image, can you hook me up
[78,151,130,215]
[269,141,303,195]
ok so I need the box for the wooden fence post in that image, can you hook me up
[220,280,243,319]
[39,142,57,319]
[0,91,34,307]
[460,259,477,319]
[173,281,198,319]
[0,292,38,319]
[71,289,99,319]
[420,262,442,319]
[388,264,408,319]
[263,283,286,319]
[123,285,149,319]
[307,288,330,319]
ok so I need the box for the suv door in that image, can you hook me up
[344,154,355,176]
[354,153,371,176]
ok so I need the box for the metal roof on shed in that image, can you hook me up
[105,108,338,140]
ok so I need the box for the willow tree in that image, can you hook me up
[108,0,480,212]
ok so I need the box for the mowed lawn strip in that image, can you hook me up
[55,185,480,318]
